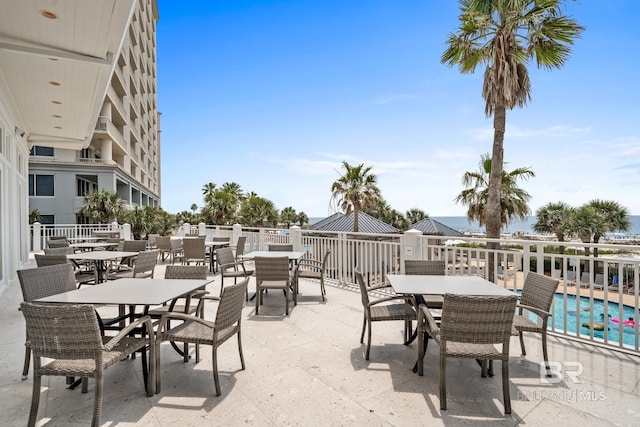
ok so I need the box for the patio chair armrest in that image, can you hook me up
[368,283,393,292]
[517,303,551,319]
[417,304,440,336]
[368,294,414,307]
[104,315,154,350]
[156,312,211,336]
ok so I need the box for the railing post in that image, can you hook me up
[198,222,206,236]
[33,222,42,252]
[182,223,190,236]
[259,228,265,251]
[232,223,242,247]
[122,223,132,240]
[338,232,347,282]
[290,226,302,252]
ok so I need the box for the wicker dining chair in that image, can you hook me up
[217,246,253,300]
[293,250,331,301]
[20,302,155,427]
[183,237,207,266]
[404,260,446,309]
[254,256,294,315]
[155,278,248,396]
[111,250,159,279]
[148,265,208,320]
[418,294,517,414]
[34,253,96,285]
[268,244,293,252]
[17,264,78,380]
[155,236,172,261]
[513,272,559,376]
[354,268,416,360]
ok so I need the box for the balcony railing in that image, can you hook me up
[31,222,640,355]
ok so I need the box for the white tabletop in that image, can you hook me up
[241,251,305,261]
[67,251,139,261]
[36,278,212,306]
[205,241,230,247]
[386,274,515,297]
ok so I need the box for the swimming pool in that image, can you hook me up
[550,293,638,347]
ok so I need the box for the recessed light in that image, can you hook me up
[47,57,59,61]
[49,81,60,86]
[51,100,62,104]
[40,10,57,19]
[52,115,62,118]
[54,126,62,129]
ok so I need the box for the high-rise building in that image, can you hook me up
[0,0,156,290]
[28,0,161,224]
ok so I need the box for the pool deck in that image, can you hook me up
[1,261,640,426]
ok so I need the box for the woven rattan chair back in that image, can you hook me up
[132,250,159,278]
[122,239,148,253]
[216,247,236,270]
[521,272,559,312]
[18,264,77,304]
[165,264,208,280]
[183,237,206,264]
[235,236,247,257]
[215,278,247,335]
[440,294,517,344]
[268,244,293,252]
[34,254,68,267]
[255,256,290,282]
[44,247,73,255]
[404,260,445,275]
[47,240,70,249]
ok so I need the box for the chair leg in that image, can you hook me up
[82,377,89,393]
[320,277,326,302]
[440,354,447,410]
[91,372,103,427]
[502,358,511,414]
[212,346,221,396]
[519,330,527,356]
[418,326,425,376]
[238,330,246,370]
[285,289,290,315]
[542,331,551,377]
[28,372,42,427]
[365,320,372,360]
[360,316,366,344]
[255,288,260,314]
[155,339,162,394]
[22,343,30,380]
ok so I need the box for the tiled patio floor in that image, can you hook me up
[1,261,639,426]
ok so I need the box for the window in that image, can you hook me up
[76,176,98,197]
[28,174,54,196]
[29,146,55,157]
[40,215,55,225]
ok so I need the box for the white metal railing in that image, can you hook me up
[28,222,640,355]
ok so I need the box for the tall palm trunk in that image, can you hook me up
[354,208,360,233]
[486,105,506,280]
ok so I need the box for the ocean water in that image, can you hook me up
[309,215,640,237]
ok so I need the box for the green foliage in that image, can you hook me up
[122,206,174,239]
[280,206,297,228]
[29,209,43,224]
[79,189,126,224]
[331,161,381,232]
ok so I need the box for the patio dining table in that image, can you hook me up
[70,242,119,251]
[67,250,138,283]
[36,277,212,393]
[386,274,515,375]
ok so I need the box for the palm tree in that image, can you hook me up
[567,205,601,259]
[201,182,216,199]
[587,199,630,257]
[221,182,244,207]
[29,209,43,224]
[280,206,297,228]
[190,203,198,214]
[442,0,584,249]
[204,189,236,225]
[79,189,126,224]
[534,202,573,254]
[238,194,279,227]
[455,154,535,228]
[406,208,428,225]
[296,211,309,227]
[331,161,381,232]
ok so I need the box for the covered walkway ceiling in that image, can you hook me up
[0,0,135,149]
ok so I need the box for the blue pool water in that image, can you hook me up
[550,293,638,347]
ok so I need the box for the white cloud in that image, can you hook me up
[373,94,417,105]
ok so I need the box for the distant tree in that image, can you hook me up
[280,206,297,228]
[190,203,198,214]
[383,208,410,231]
[238,194,279,227]
[79,189,126,224]
[221,182,244,210]
[202,182,216,199]
[406,208,428,225]
[123,206,174,239]
[29,209,43,224]
[331,161,381,232]
[534,202,573,254]
[455,153,534,228]
[204,188,236,225]
[567,205,602,259]
[442,0,584,251]
[586,199,630,257]
[296,211,309,227]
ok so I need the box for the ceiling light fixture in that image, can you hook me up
[49,81,60,86]
[51,100,62,104]
[54,126,62,129]
[52,115,62,118]
[40,10,57,19]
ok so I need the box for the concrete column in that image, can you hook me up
[290,226,302,252]
[259,229,266,251]
[182,223,190,236]
[100,101,112,120]
[101,139,113,163]
[33,222,42,252]
[198,222,206,236]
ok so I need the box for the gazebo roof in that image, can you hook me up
[311,212,399,234]
[409,218,464,236]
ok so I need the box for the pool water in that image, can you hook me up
[550,293,638,347]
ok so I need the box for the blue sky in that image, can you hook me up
[157,0,639,218]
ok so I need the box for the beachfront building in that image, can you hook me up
[28,1,161,225]
[0,0,155,290]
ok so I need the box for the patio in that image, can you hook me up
[1,260,639,426]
